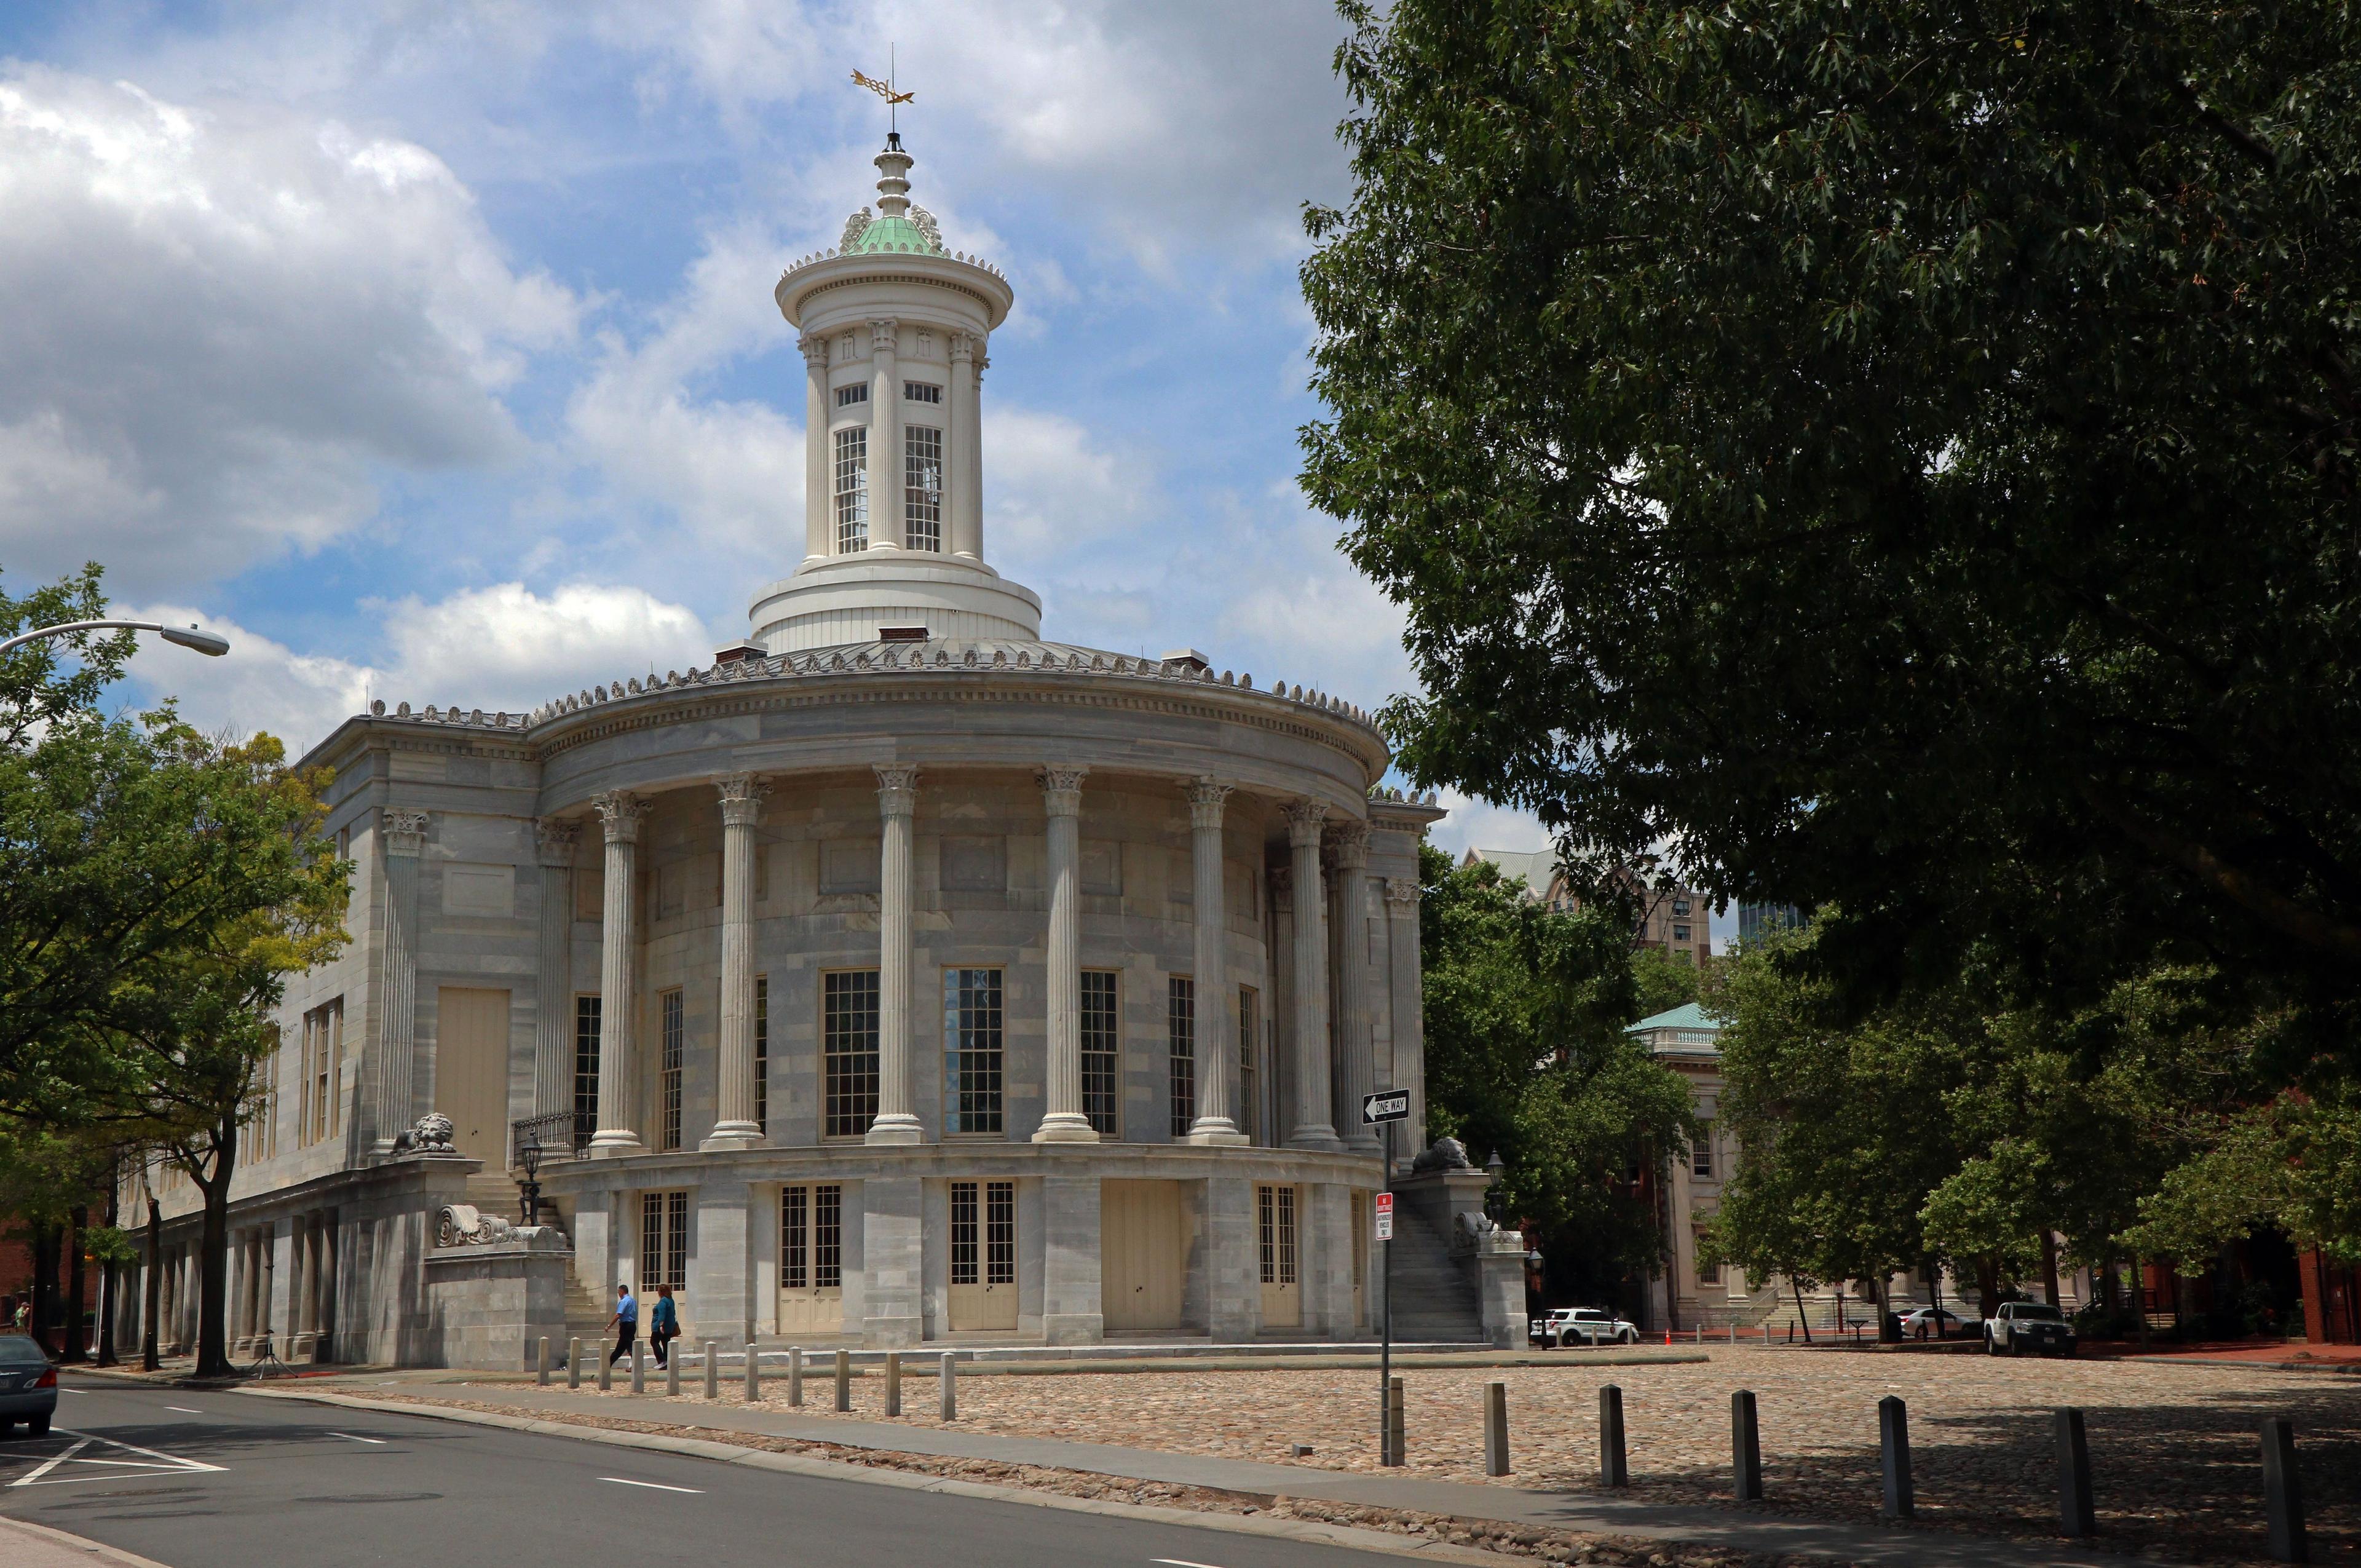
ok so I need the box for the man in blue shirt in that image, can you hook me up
[607,1283,637,1366]
[649,1285,679,1368]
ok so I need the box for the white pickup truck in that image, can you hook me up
[1530,1307,1640,1347]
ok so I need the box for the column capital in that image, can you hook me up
[1183,776,1233,829]
[716,772,771,827]
[1384,877,1423,915]
[949,330,975,366]
[534,818,580,867]
[1037,766,1089,817]
[874,764,919,816]
[869,317,900,352]
[1268,864,1292,908]
[1324,818,1370,869]
[1283,798,1328,848]
[799,332,831,366]
[593,790,650,843]
[382,809,430,857]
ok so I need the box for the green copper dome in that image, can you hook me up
[846,215,943,256]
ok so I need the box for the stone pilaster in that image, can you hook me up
[705,774,769,1150]
[868,317,903,548]
[861,1174,923,1346]
[1184,778,1245,1144]
[534,820,579,1121]
[1038,1172,1104,1344]
[1384,877,1427,1154]
[801,332,832,560]
[1034,766,1096,1142]
[590,791,649,1154]
[373,809,429,1150]
[692,1184,753,1347]
[868,766,924,1144]
[1326,821,1379,1154]
[1284,800,1342,1150]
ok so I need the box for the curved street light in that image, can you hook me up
[0,619,230,659]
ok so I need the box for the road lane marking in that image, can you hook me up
[327,1432,386,1444]
[1153,1559,1235,1568]
[12,1439,90,1487]
[7,1430,225,1487]
[164,1406,204,1414]
[598,1476,703,1494]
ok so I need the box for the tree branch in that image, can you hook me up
[2089,793,2361,962]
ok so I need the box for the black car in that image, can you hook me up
[0,1334,57,1436]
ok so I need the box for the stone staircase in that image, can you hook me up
[1378,1199,1486,1342]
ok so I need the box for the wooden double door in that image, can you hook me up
[1102,1180,1189,1332]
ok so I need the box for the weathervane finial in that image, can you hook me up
[851,50,914,135]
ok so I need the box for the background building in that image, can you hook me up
[1460,849,1713,967]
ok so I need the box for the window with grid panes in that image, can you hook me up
[1080,970,1120,1136]
[301,998,342,1144]
[904,426,943,550]
[780,1183,844,1289]
[822,970,880,1138]
[1258,1184,1297,1285]
[1691,1120,1714,1178]
[951,1179,1016,1286]
[944,968,1003,1134]
[641,1190,687,1291]
[753,974,768,1135]
[659,988,684,1151]
[1167,975,1195,1136]
[832,426,868,552]
[1238,986,1259,1144]
[574,995,601,1135]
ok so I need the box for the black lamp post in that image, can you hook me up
[518,1134,544,1227]
[1484,1149,1506,1223]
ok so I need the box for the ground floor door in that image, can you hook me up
[1258,1184,1300,1329]
[437,987,512,1165]
[949,1179,1018,1331]
[778,1182,844,1334]
[1102,1179,1188,1331]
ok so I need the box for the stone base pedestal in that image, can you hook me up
[421,1225,574,1370]
[862,1315,922,1347]
[1039,1313,1104,1345]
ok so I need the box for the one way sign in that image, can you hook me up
[1361,1089,1410,1125]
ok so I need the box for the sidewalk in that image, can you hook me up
[254,1380,2121,1568]
[0,1516,173,1568]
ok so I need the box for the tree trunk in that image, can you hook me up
[96,1163,120,1367]
[141,1194,162,1372]
[2041,1231,2062,1309]
[1975,1254,2001,1321]
[1874,1273,1900,1342]
[192,1115,239,1379]
[1790,1277,1814,1344]
[63,1205,89,1363]
[2132,1253,2151,1350]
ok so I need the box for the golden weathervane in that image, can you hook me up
[850,69,914,106]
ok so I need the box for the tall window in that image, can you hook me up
[301,998,343,1145]
[1238,987,1259,1144]
[781,1184,844,1289]
[1695,1227,1722,1286]
[822,970,880,1138]
[1080,970,1120,1136]
[904,425,943,551]
[254,1024,282,1160]
[658,989,684,1150]
[951,1179,1016,1286]
[753,974,769,1135]
[1691,1120,1714,1178]
[944,968,1003,1135]
[1258,1184,1297,1286]
[574,995,601,1133]
[832,426,868,552]
[1167,975,1195,1137]
[640,1190,687,1291]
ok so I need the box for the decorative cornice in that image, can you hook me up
[382,809,430,856]
[1284,798,1328,847]
[1037,765,1088,817]
[874,764,919,816]
[534,818,581,867]
[1184,776,1232,830]
[592,790,650,843]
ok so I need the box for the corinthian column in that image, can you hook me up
[533,819,580,1120]
[1032,766,1095,1142]
[868,766,923,1145]
[590,790,650,1155]
[801,333,831,561]
[1284,799,1343,1150]
[1383,877,1426,1155]
[1184,778,1245,1144]
[868,318,902,548]
[705,774,770,1151]
[1326,821,1379,1154]
[949,333,982,560]
[373,809,429,1151]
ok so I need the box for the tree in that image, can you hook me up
[1300,0,2361,1060]
[0,1120,116,1356]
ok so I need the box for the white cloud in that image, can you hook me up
[0,66,579,596]
[984,405,1143,566]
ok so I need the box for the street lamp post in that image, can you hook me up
[0,619,230,659]
[516,1134,544,1227]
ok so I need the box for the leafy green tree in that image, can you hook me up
[1300,0,2361,1059]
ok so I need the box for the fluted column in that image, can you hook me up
[1284,800,1343,1150]
[373,809,428,1150]
[705,774,770,1151]
[590,790,649,1154]
[868,318,902,549]
[1384,877,1426,1154]
[949,333,982,560]
[1185,778,1245,1144]
[1034,766,1095,1142]
[533,820,579,1120]
[868,765,923,1145]
[1326,822,1379,1154]
[801,333,831,560]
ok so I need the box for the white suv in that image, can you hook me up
[1984,1301,2079,1357]
[1537,1307,1639,1347]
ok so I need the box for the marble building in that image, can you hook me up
[118,137,1501,1368]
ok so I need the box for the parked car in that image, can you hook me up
[1898,1306,1970,1339]
[0,1334,56,1437]
[1985,1301,2078,1357]
[1542,1308,1640,1347]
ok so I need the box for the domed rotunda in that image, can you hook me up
[116,140,1497,1368]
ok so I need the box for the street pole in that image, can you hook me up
[1380,1116,1393,1464]
[0,619,230,659]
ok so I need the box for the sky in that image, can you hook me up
[0,0,1580,876]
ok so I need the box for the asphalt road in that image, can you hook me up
[4,1374,1418,1568]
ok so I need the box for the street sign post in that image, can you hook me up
[1362,1088,1409,1464]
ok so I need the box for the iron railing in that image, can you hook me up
[510,1109,593,1167]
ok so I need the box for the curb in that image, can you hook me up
[238,1388,1748,1568]
[0,1515,182,1568]
[2119,1354,2361,1377]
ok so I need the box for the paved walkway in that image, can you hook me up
[262,1380,2120,1568]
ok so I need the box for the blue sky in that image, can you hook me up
[0,0,1569,866]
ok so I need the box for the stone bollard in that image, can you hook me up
[787,1345,804,1405]
[1693,1326,1703,1345]
[568,1336,583,1390]
[885,1352,902,1417]
[631,1340,646,1395]
[665,1344,681,1397]
[1483,1380,1510,1476]
[2260,1417,2308,1563]
[1731,1389,1763,1502]
[703,1339,719,1401]
[745,1342,761,1402]
[1599,1384,1628,1487]
[2055,1408,2096,1538]
[834,1348,852,1412]
[1728,1324,1737,1345]
[598,1339,612,1392]
[1385,1377,1405,1467]
[537,1336,551,1385]
[1878,1395,1913,1519]
[939,1352,957,1420]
